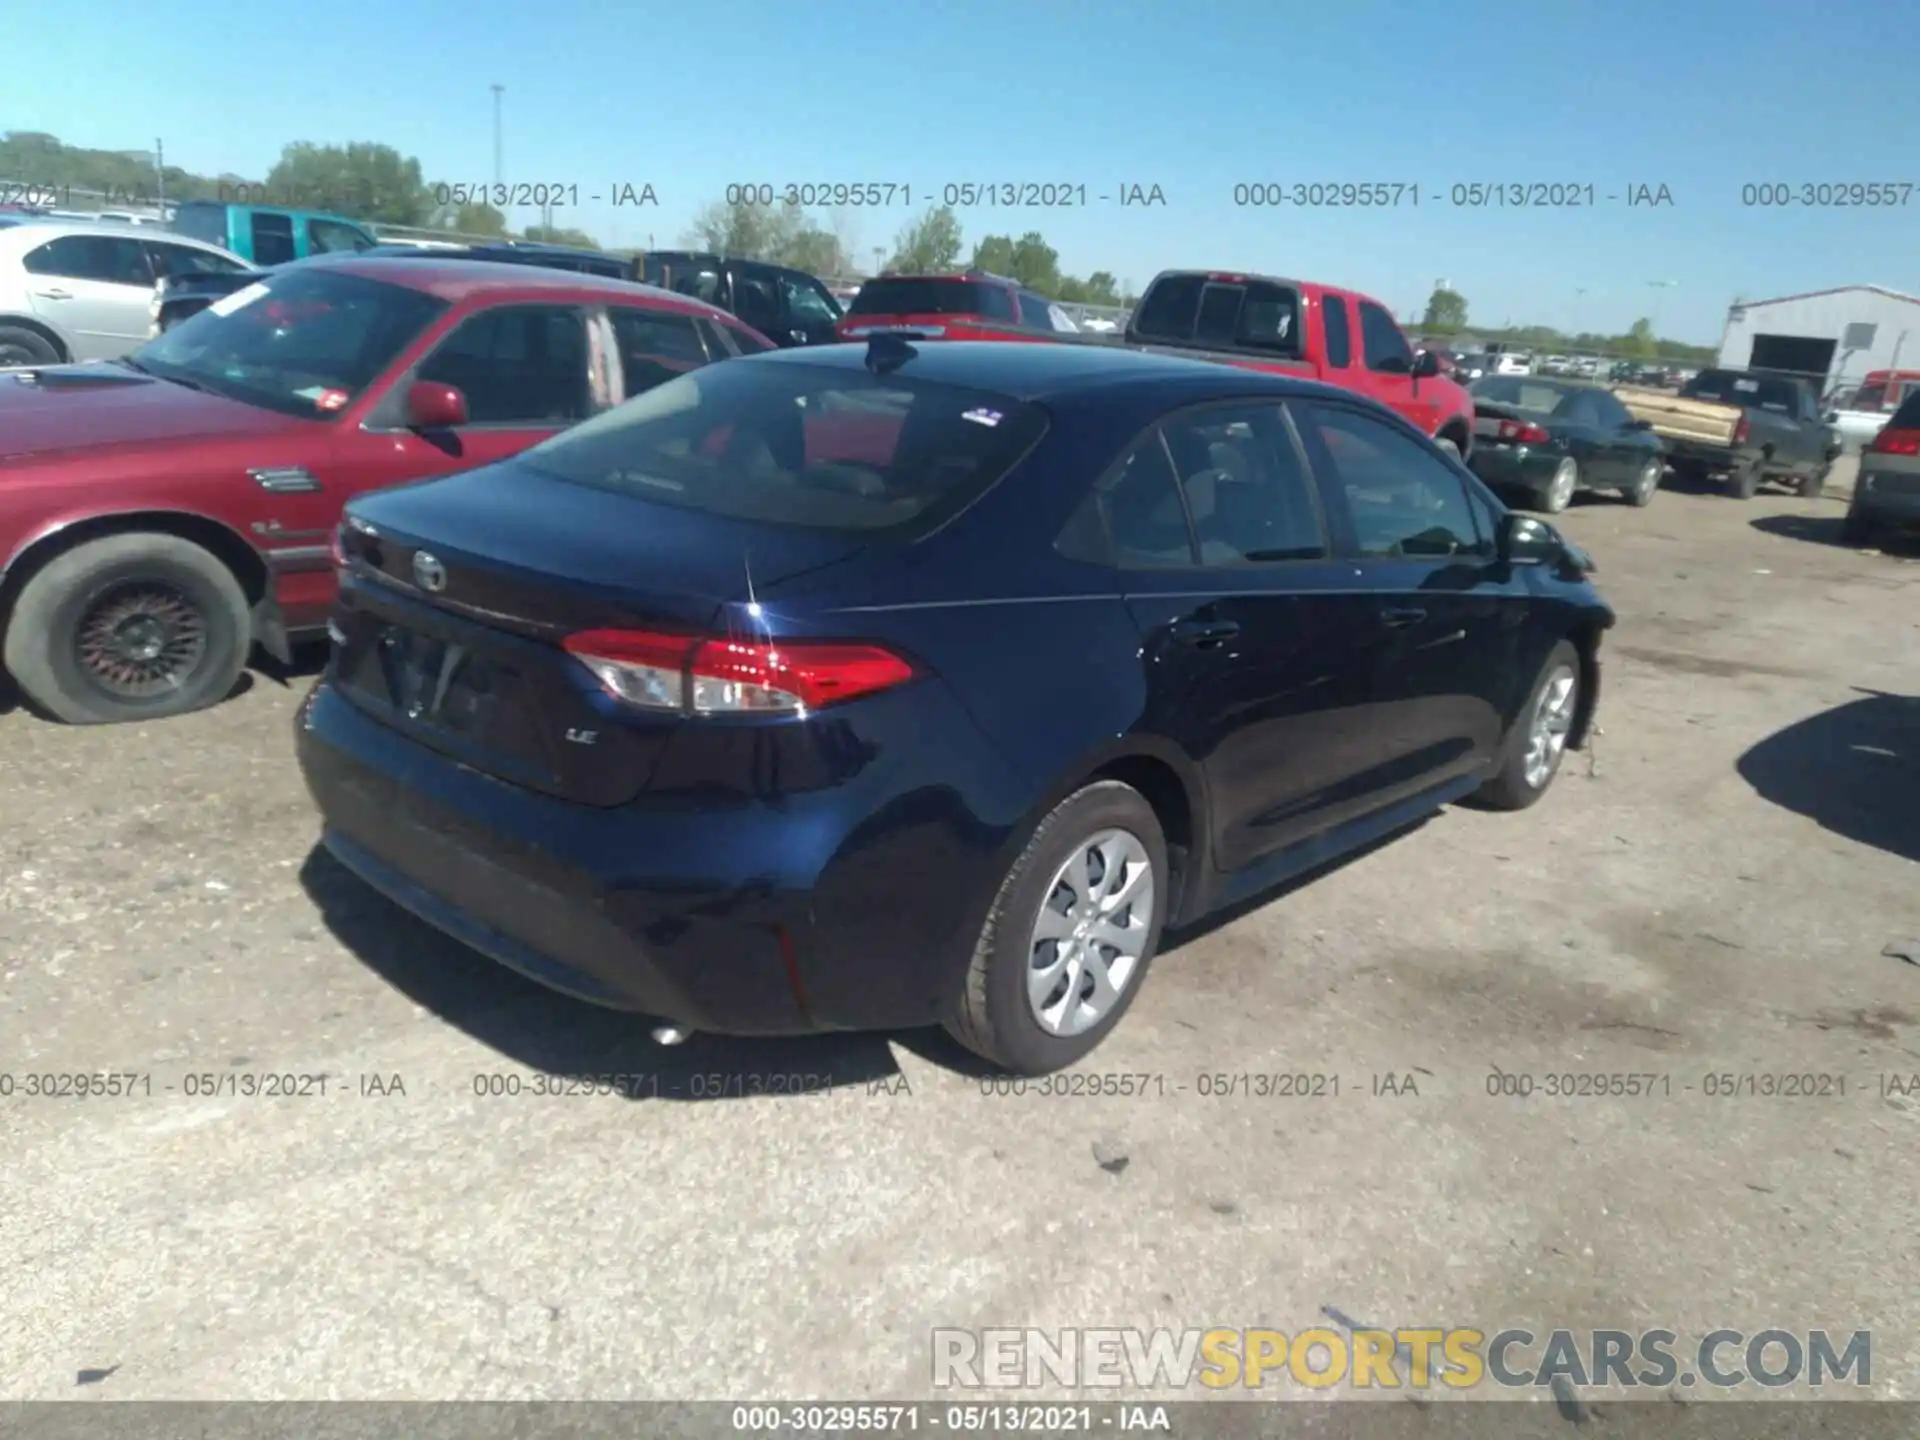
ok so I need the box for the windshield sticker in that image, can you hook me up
[961,407,1004,427]
[207,282,270,317]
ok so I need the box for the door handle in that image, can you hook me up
[1171,618,1241,647]
[1381,606,1427,628]
[32,288,72,300]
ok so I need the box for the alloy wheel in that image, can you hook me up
[1546,459,1577,511]
[1523,664,1578,789]
[1026,829,1155,1037]
[74,581,209,699]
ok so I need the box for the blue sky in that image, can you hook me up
[5,0,1916,344]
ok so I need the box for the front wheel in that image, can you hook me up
[946,780,1168,1074]
[1471,640,1580,812]
[2,533,251,724]
[1800,463,1829,499]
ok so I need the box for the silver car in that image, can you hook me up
[0,219,250,367]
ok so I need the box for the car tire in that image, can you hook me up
[1538,457,1578,513]
[1728,459,1762,499]
[0,323,61,368]
[1623,457,1660,507]
[946,779,1169,1075]
[1471,640,1580,813]
[1800,464,1828,499]
[3,533,251,725]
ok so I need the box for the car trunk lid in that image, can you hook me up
[330,461,869,806]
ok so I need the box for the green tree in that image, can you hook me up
[265,142,431,224]
[682,197,809,262]
[1007,232,1061,291]
[1624,317,1657,359]
[970,234,1016,275]
[429,199,509,238]
[1422,287,1468,329]
[885,205,963,273]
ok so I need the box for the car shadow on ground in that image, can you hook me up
[1737,688,1920,864]
[298,811,1441,1096]
[250,638,330,689]
[1750,513,1920,556]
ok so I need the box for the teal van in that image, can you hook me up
[168,201,378,266]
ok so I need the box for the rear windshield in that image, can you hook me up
[1130,275,1300,354]
[845,279,1012,321]
[1888,390,1920,431]
[1684,370,1799,412]
[1471,377,1574,414]
[518,359,1048,534]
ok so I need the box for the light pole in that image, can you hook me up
[1570,286,1587,340]
[490,85,504,188]
[872,245,884,277]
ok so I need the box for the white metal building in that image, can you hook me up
[1717,285,1920,391]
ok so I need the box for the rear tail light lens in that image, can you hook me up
[563,629,916,716]
[1870,428,1920,455]
[1498,420,1552,444]
[1733,416,1750,445]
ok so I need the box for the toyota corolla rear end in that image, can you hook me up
[295,353,1050,1036]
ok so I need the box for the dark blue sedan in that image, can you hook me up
[296,339,1613,1074]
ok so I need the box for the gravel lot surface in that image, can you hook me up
[2,459,1916,1407]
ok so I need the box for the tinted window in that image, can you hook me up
[1887,389,1920,430]
[730,273,782,333]
[1078,436,1196,567]
[707,317,775,355]
[1017,292,1062,330]
[609,306,710,396]
[1852,383,1891,410]
[23,234,152,285]
[1159,405,1324,563]
[1684,370,1799,412]
[249,213,296,266]
[846,278,1015,322]
[1587,390,1632,428]
[1357,301,1411,373]
[133,268,447,419]
[144,240,247,280]
[782,275,840,327]
[1321,294,1352,368]
[416,305,590,424]
[1471,376,1572,413]
[1131,275,1300,354]
[308,217,373,254]
[1299,404,1484,558]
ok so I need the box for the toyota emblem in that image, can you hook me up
[413,551,447,592]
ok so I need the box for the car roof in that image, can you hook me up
[287,254,729,317]
[0,218,234,252]
[740,337,1343,402]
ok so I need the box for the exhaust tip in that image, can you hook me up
[650,1025,691,1046]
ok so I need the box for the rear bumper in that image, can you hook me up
[1849,476,1920,529]
[1663,439,1738,471]
[1469,446,1561,493]
[295,677,1025,1036]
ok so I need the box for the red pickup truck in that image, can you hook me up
[0,256,771,725]
[840,268,1475,457]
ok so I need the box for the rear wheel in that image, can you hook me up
[2,533,251,725]
[1472,640,1580,812]
[1623,457,1660,507]
[1728,459,1763,499]
[0,324,60,368]
[1800,463,1829,499]
[946,780,1168,1075]
[1539,457,1578,513]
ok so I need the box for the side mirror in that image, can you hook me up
[1497,511,1562,565]
[405,380,467,429]
[1411,350,1441,379]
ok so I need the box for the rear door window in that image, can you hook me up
[519,363,1047,535]
[145,240,248,280]
[1159,404,1326,563]
[22,234,153,286]
[1321,294,1353,368]
[608,306,713,396]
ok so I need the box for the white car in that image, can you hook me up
[1490,353,1531,375]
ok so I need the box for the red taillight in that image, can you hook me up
[563,629,915,715]
[1870,428,1920,456]
[1498,420,1552,444]
[1732,415,1750,445]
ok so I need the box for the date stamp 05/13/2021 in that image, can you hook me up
[6,1066,1920,1104]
